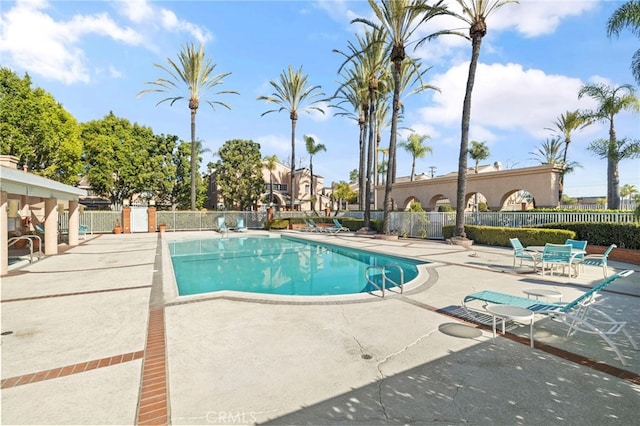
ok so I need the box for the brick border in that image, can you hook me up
[1,351,144,389]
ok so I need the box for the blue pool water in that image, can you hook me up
[169,236,425,296]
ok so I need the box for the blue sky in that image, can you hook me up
[1,0,638,199]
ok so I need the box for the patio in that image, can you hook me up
[1,231,639,425]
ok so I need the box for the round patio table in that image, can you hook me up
[523,288,562,302]
[485,304,535,348]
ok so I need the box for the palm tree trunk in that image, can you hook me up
[364,88,376,229]
[608,118,619,209]
[310,157,314,212]
[190,107,197,211]
[290,117,297,211]
[559,138,571,202]
[359,110,368,210]
[410,157,416,181]
[455,35,483,238]
[383,59,402,234]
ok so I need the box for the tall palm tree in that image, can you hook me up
[620,183,638,201]
[607,0,640,85]
[331,67,368,210]
[263,155,278,206]
[353,0,449,234]
[258,66,326,211]
[578,83,640,209]
[427,0,518,237]
[468,140,490,173]
[304,135,327,211]
[138,42,238,210]
[529,137,564,165]
[399,133,432,181]
[546,110,591,201]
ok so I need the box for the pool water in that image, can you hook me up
[169,236,425,296]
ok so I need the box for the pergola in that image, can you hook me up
[1,158,87,276]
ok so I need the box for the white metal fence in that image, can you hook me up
[59,210,635,240]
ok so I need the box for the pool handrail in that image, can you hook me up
[365,264,405,298]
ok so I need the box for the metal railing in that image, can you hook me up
[57,210,635,240]
[365,264,405,298]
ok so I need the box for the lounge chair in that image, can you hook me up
[217,217,229,234]
[582,244,616,278]
[307,218,328,233]
[327,219,350,234]
[462,270,637,365]
[509,237,539,270]
[235,217,248,232]
[300,218,315,232]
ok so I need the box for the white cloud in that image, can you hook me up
[159,9,212,44]
[418,61,597,141]
[121,0,154,23]
[0,0,142,84]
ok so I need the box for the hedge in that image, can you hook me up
[442,225,576,247]
[539,222,640,250]
[264,217,383,232]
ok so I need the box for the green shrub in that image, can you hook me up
[442,225,576,247]
[438,205,453,212]
[540,222,640,250]
[264,219,289,230]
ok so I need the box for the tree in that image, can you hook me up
[579,83,640,209]
[546,110,591,201]
[257,65,326,211]
[620,183,638,200]
[354,0,449,234]
[304,135,327,211]
[138,43,238,211]
[172,141,207,210]
[468,140,490,173]
[349,169,359,183]
[529,137,565,165]
[399,133,432,181]
[433,0,518,238]
[214,139,265,210]
[332,181,358,212]
[0,68,82,184]
[81,112,174,207]
[607,0,640,85]
[263,155,278,205]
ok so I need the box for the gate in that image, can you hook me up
[131,206,149,233]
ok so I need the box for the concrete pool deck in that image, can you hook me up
[1,231,639,425]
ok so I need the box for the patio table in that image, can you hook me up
[485,304,535,348]
[525,246,586,277]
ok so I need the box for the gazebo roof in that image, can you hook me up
[1,167,86,201]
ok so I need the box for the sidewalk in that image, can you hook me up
[2,232,639,425]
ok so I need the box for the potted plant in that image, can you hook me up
[113,219,122,234]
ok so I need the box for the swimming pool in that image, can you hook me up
[169,235,426,296]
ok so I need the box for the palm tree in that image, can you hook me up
[399,133,432,181]
[263,155,278,206]
[429,0,518,238]
[258,66,325,211]
[578,83,640,209]
[529,137,565,165]
[546,110,591,201]
[304,135,327,211]
[620,183,638,201]
[468,140,490,173]
[138,42,238,210]
[353,0,449,234]
[607,0,640,85]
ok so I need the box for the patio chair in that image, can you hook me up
[509,237,540,270]
[235,217,248,232]
[565,239,587,273]
[217,217,229,234]
[79,225,88,240]
[541,243,576,277]
[582,244,616,278]
[462,270,637,365]
[300,218,315,232]
[327,219,350,234]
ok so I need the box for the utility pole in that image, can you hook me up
[428,166,437,178]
